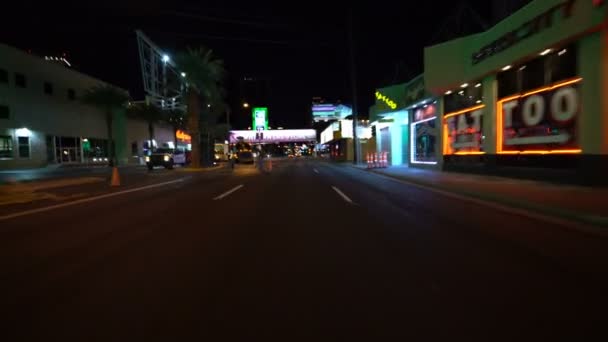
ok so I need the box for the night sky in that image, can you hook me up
[1,1,529,129]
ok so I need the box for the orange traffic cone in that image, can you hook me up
[110,166,120,186]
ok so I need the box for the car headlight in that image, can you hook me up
[163,155,170,162]
[145,156,150,162]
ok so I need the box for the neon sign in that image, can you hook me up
[252,107,268,130]
[375,91,397,110]
[496,77,582,154]
[176,130,191,142]
[472,0,575,64]
[443,105,486,155]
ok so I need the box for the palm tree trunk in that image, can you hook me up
[187,90,201,168]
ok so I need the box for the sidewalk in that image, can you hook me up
[0,164,145,184]
[354,165,608,227]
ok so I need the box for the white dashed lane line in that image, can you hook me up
[213,184,244,200]
[332,186,355,205]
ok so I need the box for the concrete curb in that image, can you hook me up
[353,166,608,229]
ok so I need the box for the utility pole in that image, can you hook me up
[348,7,360,164]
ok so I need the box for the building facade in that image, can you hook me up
[424,0,608,183]
[0,43,174,169]
[370,83,408,166]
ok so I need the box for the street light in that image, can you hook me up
[162,54,170,63]
[243,102,249,108]
[181,72,186,77]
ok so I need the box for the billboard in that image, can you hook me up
[229,129,316,144]
[252,107,268,130]
[312,104,352,122]
[497,79,581,153]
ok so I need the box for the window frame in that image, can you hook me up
[0,135,13,159]
[17,136,30,158]
[497,43,578,99]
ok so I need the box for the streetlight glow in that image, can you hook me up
[181,72,186,77]
[243,102,249,108]
[162,54,170,63]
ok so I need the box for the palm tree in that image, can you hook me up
[82,85,130,166]
[176,47,225,168]
[128,103,164,154]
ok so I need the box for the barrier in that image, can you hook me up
[381,152,388,168]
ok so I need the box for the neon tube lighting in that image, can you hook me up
[443,104,485,119]
[496,77,583,154]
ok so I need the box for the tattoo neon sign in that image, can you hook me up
[176,130,191,142]
[375,91,397,110]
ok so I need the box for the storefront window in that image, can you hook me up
[497,78,581,153]
[83,138,108,159]
[410,102,438,164]
[521,57,546,92]
[444,82,483,113]
[497,68,518,98]
[498,43,578,98]
[0,135,13,158]
[18,137,30,158]
[496,43,580,154]
[444,106,485,154]
[549,44,577,83]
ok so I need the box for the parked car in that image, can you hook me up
[145,148,187,170]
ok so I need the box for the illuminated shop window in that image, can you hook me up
[498,43,577,98]
[444,82,483,113]
[410,102,439,164]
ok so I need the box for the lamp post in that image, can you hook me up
[348,8,361,164]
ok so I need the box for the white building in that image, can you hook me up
[0,43,174,169]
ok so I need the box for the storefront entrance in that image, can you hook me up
[54,136,82,164]
[380,127,391,165]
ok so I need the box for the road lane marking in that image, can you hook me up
[0,178,187,221]
[332,186,354,204]
[213,184,244,200]
[313,168,319,174]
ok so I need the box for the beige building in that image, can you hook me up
[0,43,173,169]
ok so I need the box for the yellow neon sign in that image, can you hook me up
[375,91,397,110]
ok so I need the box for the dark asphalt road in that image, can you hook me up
[1,158,607,341]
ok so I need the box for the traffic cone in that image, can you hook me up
[110,166,120,186]
[265,158,272,172]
